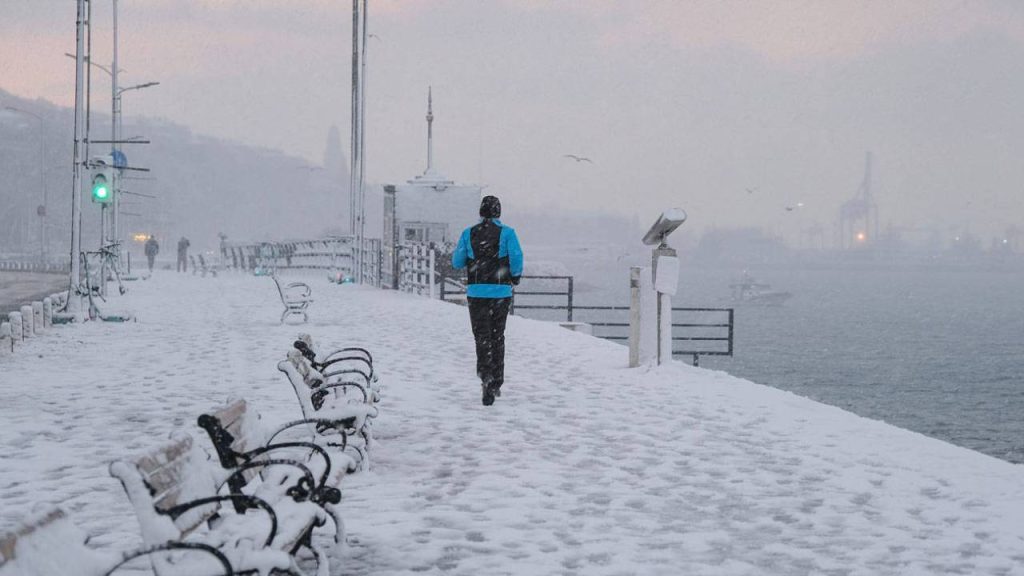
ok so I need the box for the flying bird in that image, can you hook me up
[784,202,805,212]
[563,154,593,164]
[745,187,756,194]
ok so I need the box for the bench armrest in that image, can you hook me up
[319,355,373,378]
[226,459,319,504]
[284,282,311,297]
[106,542,234,576]
[164,494,278,548]
[321,368,370,386]
[243,442,334,493]
[321,347,373,365]
[319,381,368,403]
[266,418,353,451]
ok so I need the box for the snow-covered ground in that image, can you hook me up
[1,273,1023,575]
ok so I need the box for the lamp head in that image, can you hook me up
[642,208,687,246]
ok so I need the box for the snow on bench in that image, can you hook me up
[273,276,312,324]
[278,351,378,469]
[197,399,358,551]
[109,434,329,576]
[0,507,234,576]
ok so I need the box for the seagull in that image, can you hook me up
[563,154,593,164]
[745,187,756,194]
[369,33,382,41]
[784,202,805,212]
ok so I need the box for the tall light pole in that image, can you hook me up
[111,0,119,252]
[349,0,361,276]
[112,81,158,253]
[67,0,88,314]
[349,0,369,282]
[3,106,48,262]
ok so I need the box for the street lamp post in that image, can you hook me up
[3,106,48,263]
[112,81,158,255]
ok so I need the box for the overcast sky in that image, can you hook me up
[3,1,1023,242]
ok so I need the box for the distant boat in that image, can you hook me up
[729,273,792,306]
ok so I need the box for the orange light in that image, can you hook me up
[132,233,150,242]
[855,232,866,242]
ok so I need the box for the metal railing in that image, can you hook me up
[223,237,382,286]
[572,305,733,366]
[440,274,734,365]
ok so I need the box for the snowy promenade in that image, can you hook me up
[2,273,1024,575]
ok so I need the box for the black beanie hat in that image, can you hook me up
[480,195,501,219]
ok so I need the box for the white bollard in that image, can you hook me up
[43,298,52,327]
[20,305,35,338]
[8,312,23,342]
[32,302,44,333]
[1,322,11,355]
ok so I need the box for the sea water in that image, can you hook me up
[525,246,1024,464]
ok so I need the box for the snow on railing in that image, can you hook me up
[398,242,437,297]
[223,237,383,286]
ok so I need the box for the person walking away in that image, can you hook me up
[452,195,524,406]
[177,236,191,273]
[144,236,159,274]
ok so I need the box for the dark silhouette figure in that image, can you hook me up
[177,236,190,273]
[144,236,159,273]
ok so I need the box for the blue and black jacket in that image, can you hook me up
[451,219,524,299]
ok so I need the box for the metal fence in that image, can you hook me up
[223,236,382,286]
[398,243,436,296]
[440,274,734,365]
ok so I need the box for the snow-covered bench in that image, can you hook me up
[293,337,378,392]
[273,276,312,324]
[109,434,330,576]
[197,399,359,548]
[278,352,378,468]
[189,254,218,278]
[0,507,234,576]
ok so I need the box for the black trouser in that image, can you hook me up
[177,253,187,272]
[467,296,511,388]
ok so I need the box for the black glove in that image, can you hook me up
[511,276,521,286]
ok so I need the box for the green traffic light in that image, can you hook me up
[92,174,110,202]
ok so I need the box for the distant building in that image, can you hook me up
[383,88,481,286]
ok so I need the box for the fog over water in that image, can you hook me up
[526,244,1024,464]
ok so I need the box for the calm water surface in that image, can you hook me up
[527,248,1024,464]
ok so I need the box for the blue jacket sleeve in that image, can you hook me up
[506,228,524,277]
[451,228,470,270]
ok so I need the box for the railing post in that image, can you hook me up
[728,308,734,356]
[428,248,436,299]
[567,276,574,322]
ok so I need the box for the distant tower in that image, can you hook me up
[838,152,880,249]
[426,87,434,174]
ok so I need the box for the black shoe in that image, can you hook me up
[482,386,495,406]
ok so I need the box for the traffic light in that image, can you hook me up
[90,156,114,204]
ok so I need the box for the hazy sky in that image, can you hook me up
[3,1,1023,242]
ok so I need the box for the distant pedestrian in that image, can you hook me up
[144,236,159,273]
[177,236,190,273]
[452,195,524,406]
